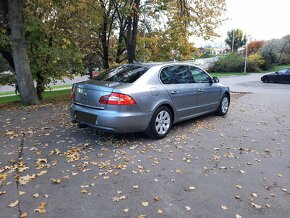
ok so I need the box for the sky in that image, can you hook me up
[197,0,290,47]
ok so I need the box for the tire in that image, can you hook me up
[264,77,269,83]
[147,106,172,139]
[216,94,230,116]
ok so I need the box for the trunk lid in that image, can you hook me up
[73,80,125,109]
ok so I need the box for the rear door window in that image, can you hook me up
[160,66,194,84]
[96,65,149,83]
[189,67,211,83]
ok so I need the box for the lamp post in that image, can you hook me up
[143,2,146,62]
[231,29,235,53]
[244,35,251,74]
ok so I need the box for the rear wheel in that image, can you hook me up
[216,95,230,116]
[147,106,172,139]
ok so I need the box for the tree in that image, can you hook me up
[225,29,247,52]
[0,0,39,105]
[276,35,290,63]
[247,40,264,55]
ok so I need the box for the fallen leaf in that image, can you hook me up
[235,196,240,199]
[34,202,46,213]
[19,191,25,195]
[236,185,242,189]
[81,189,87,193]
[51,178,61,184]
[8,200,19,208]
[124,208,129,213]
[176,169,181,173]
[221,205,228,210]
[189,186,196,191]
[185,206,191,211]
[154,196,161,202]
[157,209,163,214]
[235,214,242,218]
[133,185,139,189]
[281,188,288,192]
[20,212,28,218]
[142,201,149,207]
[252,193,258,198]
[33,193,40,198]
[266,204,271,208]
[277,173,283,178]
[251,202,262,209]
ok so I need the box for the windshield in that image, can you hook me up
[96,65,149,83]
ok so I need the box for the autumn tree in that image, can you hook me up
[225,29,247,52]
[247,40,264,55]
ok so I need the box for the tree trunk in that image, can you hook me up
[7,0,39,105]
[125,0,140,63]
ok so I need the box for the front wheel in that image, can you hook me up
[147,106,172,139]
[216,95,230,116]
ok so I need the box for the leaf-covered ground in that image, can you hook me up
[0,92,289,218]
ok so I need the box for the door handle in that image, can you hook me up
[198,89,203,92]
[171,91,179,95]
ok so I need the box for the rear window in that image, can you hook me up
[96,65,149,83]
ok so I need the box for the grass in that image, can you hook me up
[0,89,71,106]
[270,64,290,72]
[0,84,72,97]
[208,72,249,77]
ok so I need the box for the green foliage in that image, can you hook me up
[225,29,247,52]
[208,54,244,73]
[24,0,85,99]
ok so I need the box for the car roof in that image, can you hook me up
[124,61,197,68]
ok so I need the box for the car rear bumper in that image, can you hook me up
[70,103,152,133]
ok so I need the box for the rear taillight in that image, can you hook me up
[99,92,136,105]
[70,85,75,99]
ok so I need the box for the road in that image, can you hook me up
[0,74,290,218]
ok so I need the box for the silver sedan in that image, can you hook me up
[70,62,230,139]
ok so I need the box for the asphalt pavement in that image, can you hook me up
[0,74,289,218]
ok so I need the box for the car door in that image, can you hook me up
[286,69,290,83]
[189,67,221,113]
[275,69,287,83]
[279,68,290,83]
[160,65,198,118]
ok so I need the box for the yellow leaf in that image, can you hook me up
[8,200,19,208]
[19,191,25,195]
[142,201,149,207]
[34,202,46,213]
[81,189,87,193]
[176,169,181,173]
[20,212,28,218]
[157,209,163,214]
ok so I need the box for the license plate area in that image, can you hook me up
[75,111,97,125]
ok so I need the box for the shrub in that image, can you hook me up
[208,53,244,72]
[247,53,264,72]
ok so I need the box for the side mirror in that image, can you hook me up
[212,76,219,83]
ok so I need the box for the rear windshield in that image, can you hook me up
[96,65,149,83]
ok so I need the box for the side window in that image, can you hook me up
[190,67,211,83]
[160,66,194,84]
[285,68,290,74]
[277,69,287,74]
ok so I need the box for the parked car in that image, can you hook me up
[70,63,230,139]
[261,68,290,83]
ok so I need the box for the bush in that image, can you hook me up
[247,53,264,72]
[208,53,244,72]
